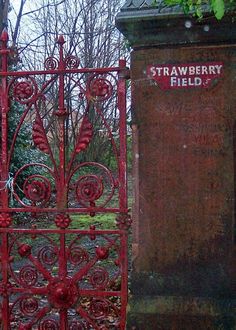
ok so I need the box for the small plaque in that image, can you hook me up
[147,62,223,90]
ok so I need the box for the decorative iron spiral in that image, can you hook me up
[19,265,38,287]
[65,55,80,69]
[19,296,38,316]
[44,56,59,70]
[23,175,51,203]
[39,319,59,330]
[89,298,110,320]
[68,246,89,266]
[76,175,103,205]
[89,267,109,289]
[13,164,54,208]
[38,245,58,266]
[69,162,115,208]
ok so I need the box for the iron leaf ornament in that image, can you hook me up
[75,116,93,153]
[32,114,50,154]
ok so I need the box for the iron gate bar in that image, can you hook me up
[0,29,130,330]
[0,68,123,76]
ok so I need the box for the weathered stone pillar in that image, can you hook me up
[116,2,236,329]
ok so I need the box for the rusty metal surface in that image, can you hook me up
[0,30,130,329]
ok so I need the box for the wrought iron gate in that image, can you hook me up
[0,30,130,329]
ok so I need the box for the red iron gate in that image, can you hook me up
[0,30,130,329]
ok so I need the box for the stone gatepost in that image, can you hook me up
[116,2,236,329]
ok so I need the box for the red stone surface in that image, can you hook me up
[131,46,236,278]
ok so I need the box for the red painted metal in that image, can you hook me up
[0,30,130,329]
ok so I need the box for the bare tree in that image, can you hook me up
[0,0,10,34]
[10,0,125,68]
[7,0,128,168]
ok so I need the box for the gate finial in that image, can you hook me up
[0,28,8,43]
[57,34,65,45]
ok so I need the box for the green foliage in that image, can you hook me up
[9,104,38,171]
[70,213,117,230]
[161,0,236,20]
[8,102,46,201]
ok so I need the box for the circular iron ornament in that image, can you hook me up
[76,175,103,205]
[68,246,89,266]
[69,321,87,330]
[18,244,32,258]
[116,213,132,230]
[39,319,59,330]
[23,175,51,203]
[20,296,38,316]
[88,76,113,101]
[89,267,109,289]
[38,245,58,266]
[13,77,38,104]
[47,277,79,309]
[54,214,71,229]
[44,56,59,70]
[65,55,80,69]
[69,162,115,208]
[89,298,110,320]
[13,163,54,208]
[19,265,38,287]
[0,213,12,228]
[95,246,109,260]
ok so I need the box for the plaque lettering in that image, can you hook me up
[147,62,224,90]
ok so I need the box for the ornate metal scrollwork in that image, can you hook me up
[0,31,128,329]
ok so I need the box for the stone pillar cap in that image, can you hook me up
[120,0,182,14]
[116,1,236,48]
